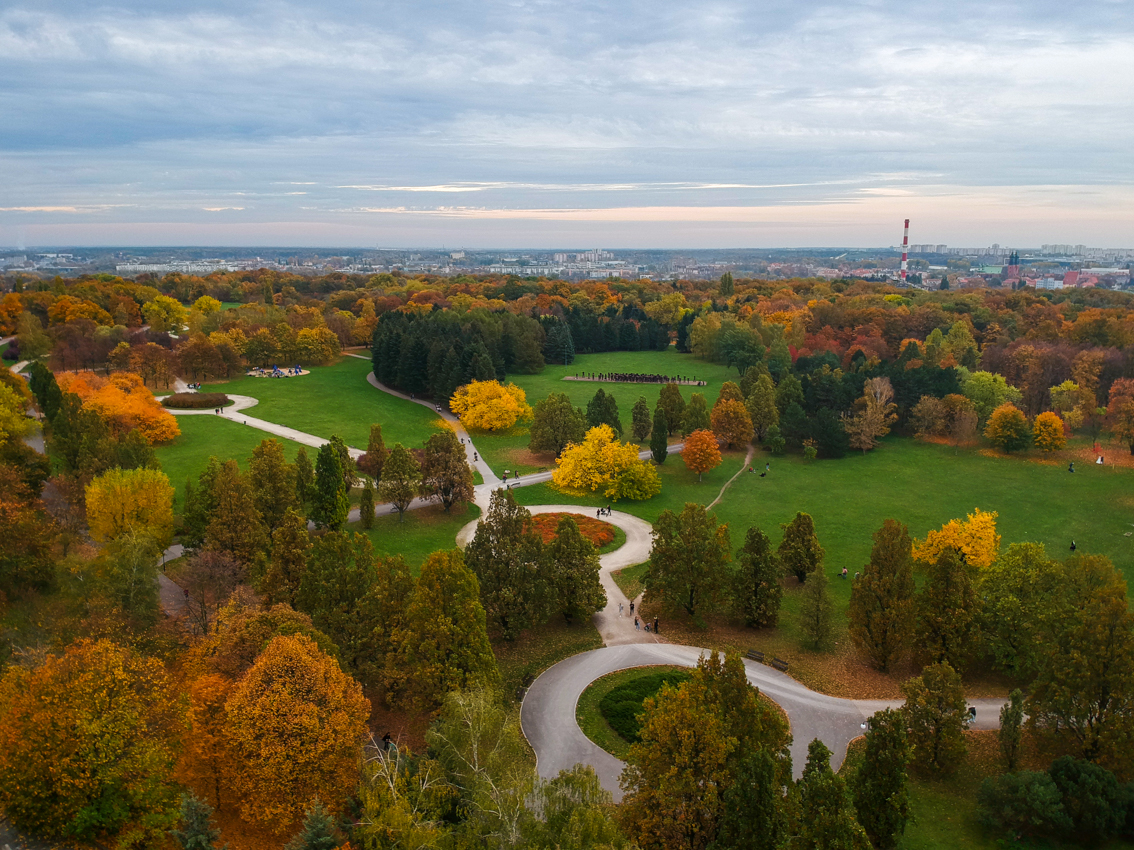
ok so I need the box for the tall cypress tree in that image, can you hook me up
[849,519,916,672]
[650,407,669,464]
[359,478,375,530]
[310,442,349,530]
[732,526,782,628]
[852,708,911,850]
[294,446,314,508]
[631,396,652,442]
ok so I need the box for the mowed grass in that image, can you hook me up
[202,355,442,450]
[349,503,479,574]
[576,666,692,759]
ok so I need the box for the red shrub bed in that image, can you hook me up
[527,512,615,547]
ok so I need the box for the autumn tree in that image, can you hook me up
[586,387,623,436]
[849,519,915,672]
[792,739,871,850]
[682,428,722,481]
[294,446,314,506]
[463,489,549,640]
[142,294,188,333]
[450,380,532,431]
[223,634,370,832]
[180,674,232,813]
[248,438,297,534]
[778,511,823,583]
[746,373,779,441]
[261,509,310,606]
[0,639,186,847]
[646,503,731,617]
[1106,379,1134,454]
[0,494,56,598]
[205,459,268,565]
[985,403,1031,453]
[90,529,163,627]
[552,423,661,500]
[529,391,587,456]
[711,398,754,449]
[545,515,606,623]
[181,549,244,636]
[85,466,175,548]
[329,434,358,490]
[379,443,422,521]
[310,441,349,530]
[843,376,898,454]
[681,392,711,435]
[912,507,1000,569]
[650,407,669,463]
[356,423,388,480]
[910,395,947,438]
[1028,410,1066,452]
[916,547,977,672]
[359,478,375,529]
[901,662,968,775]
[800,564,834,648]
[852,708,911,850]
[732,526,782,628]
[658,383,686,435]
[420,429,474,512]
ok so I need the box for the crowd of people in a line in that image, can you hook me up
[570,371,705,385]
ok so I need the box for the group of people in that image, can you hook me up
[596,505,612,517]
[749,463,770,477]
[618,601,659,634]
[248,364,303,378]
[572,371,705,385]
[184,381,204,391]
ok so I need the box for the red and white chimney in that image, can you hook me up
[900,219,909,282]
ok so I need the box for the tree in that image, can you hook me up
[979,543,1062,677]
[0,639,185,847]
[285,800,340,850]
[359,478,375,529]
[764,423,786,455]
[813,407,849,459]
[450,380,532,431]
[329,435,358,490]
[525,765,627,850]
[529,392,587,456]
[250,438,297,534]
[778,511,824,583]
[746,374,779,441]
[650,407,669,464]
[1031,410,1066,452]
[912,507,1000,570]
[205,459,268,564]
[682,428,722,482]
[463,490,548,640]
[91,529,163,627]
[262,509,310,606]
[420,429,474,512]
[985,403,1030,453]
[17,310,51,360]
[901,662,968,775]
[142,294,188,333]
[181,549,244,636]
[710,750,784,850]
[719,271,734,296]
[852,709,911,850]
[732,526,782,628]
[915,547,977,672]
[224,634,370,832]
[294,446,314,507]
[682,392,711,435]
[545,515,606,623]
[910,395,947,438]
[356,423,389,480]
[1047,756,1127,843]
[711,398,754,449]
[843,377,898,454]
[658,383,686,435]
[85,466,175,548]
[792,739,871,850]
[962,370,1022,423]
[774,373,804,415]
[380,443,423,522]
[552,423,661,501]
[310,441,349,530]
[849,520,915,672]
[977,771,1070,840]
[779,401,810,448]
[586,388,622,436]
[544,320,575,365]
[631,396,652,442]
[799,565,834,649]
[171,792,226,850]
[999,689,1025,772]
[395,550,499,708]
[646,503,731,617]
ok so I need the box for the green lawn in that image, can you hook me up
[351,503,478,574]
[576,666,691,759]
[201,356,442,451]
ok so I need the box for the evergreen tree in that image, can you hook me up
[779,401,810,448]
[774,373,805,414]
[329,435,358,490]
[529,392,587,456]
[732,526,782,628]
[813,407,849,458]
[792,739,871,850]
[378,444,422,522]
[205,459,267,565]
[849,520,915,672]
[778,512,824,583]
[310,442,349,530]
[545,515,606,623]
[284,800,339,850]
[262,509,310,606]
[249,438,297,534]
[852,709,911,850]
[356,424,388,481]
[681,392,711,435]
[545,320,575,365]
[586,388,622,436]
[631,396,652,442]
[800,564,834,649]
[902,662,968,775]
[746,374,779,441]
[359,479,375,530]
[420,430,474,512]
[999,688,1024,772]
[915,547,977,672]
[709,750,783,850]
[646,503,731,617]
[650,407,669,464]
[719,271,735,297]
[170,792,226,850]
[294,446,314,508]
[658,383,686,435]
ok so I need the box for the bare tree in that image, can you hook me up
[181,549,245,635]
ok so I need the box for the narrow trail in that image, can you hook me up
[707,444,756,511]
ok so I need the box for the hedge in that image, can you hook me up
[162,392,231,409]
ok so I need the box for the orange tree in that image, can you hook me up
[1107,378,1134,455]
[0,639,186,848]
[984,403,1030,453]
[682,429,722,482]
[1031,410,1066,452]
[449,380,532,431]
[710,399,754,449]
[57,371,180,444]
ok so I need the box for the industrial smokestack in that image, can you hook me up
[900,219,909,282]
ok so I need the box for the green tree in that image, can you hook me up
[587,388,622,436]
[378,444,422,522]
[852,709,911,850]
[732,526,782,628]
[774,373,805,415]
[205,459,267,566]
[709,750,784,850]
[778,511,823,583]
[309,442,349,531]
[999,689,1025,772]
[262,509,310,606]
[329,435,358,490]
[779,402,810,448]
[545,515,606,623]
[646,503,731,617]
[171,792,226,850]
[631,396,652,442]
[359,478,375,529]
[764,423,786,455]
[658,383,686,435]
[294,446,314,508]
[800,565,834,649]
[976,771,1070,840]
[463,489,549,640]
[979,543,1062,677]
[681,392,711,435]
[250,438,297,534]
[529,392,587,456]
[525,765,627,850]
[719,271,734,296]
[902,662,968,775]
[849,520,915,672]
[791,739,871,850]
[746,374,779,441]
[915,547,977,672]
[1047,756,1127,843]
[420,429,473,512]
[650,407,669,464]
[284,800,339,850]
[962,370,1022,423]
[356,423,388,481]
[92,528,163,628]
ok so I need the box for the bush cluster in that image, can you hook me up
[598,670,691,743]
[162,392,231,409]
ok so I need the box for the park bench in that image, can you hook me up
[771,658,789,672]
[522,672,535,688]
[746,649,765,663]
[515,686,526,702]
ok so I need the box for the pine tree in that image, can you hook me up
[310,442,349,530]
[586,388,622,435]
[778,511,824,583]
[915,547,977,672]
[545,515,606,623]
[732,526,782,628]
[800,564,834,649]
[794,739,871,850]
[852,708,911,850]
[999,688,1024,772]
[356,423,388,481]
[658,383,686,435]
[294,447,314,508]
[849,519,915,672]
[378,444,422,522]
[262,509,310,606]
[902,662,968,775]
[171,792,226,850]
[529,392,587,456]
[650,407,669,464]
[205,460,267,565]
[681,392,710,435]
[359,479,375,530]
[631,396,652,442]
[711,750,783,850]
[249,438,297,534]
[284,800,339,850]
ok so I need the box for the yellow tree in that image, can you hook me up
[710,399,754,449]
[912,508,1001,569]
[1032,411,1066,452]
[682,429,722,482]
[85,466,175,548]
[552,423,661,501]
[223,634,370,833]
[984,403,1030,453]
[449,380,532,431]
[844,377,898,454]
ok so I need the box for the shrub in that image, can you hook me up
[526,513,614,548]
[162,392,231,409]
[598,670,691,743]
[977,771,1071,838]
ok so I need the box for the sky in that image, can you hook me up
[1,0,1132,249]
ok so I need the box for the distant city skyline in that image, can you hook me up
[2,0,1132,247]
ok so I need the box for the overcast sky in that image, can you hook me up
[2,0,1132,248]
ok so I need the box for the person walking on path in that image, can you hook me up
[629,601,634,616]
[634,617,640,631]
[653,616,659,634]
[619,602,623,617]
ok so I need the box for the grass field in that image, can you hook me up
[202,356,442,450]
[351,503,478,573]
[576,666,691,759]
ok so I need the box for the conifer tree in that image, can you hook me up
[249,438,297,534]
[631,396,652,442]
[778,511,823,583]
[915,547,977,672]
[356,423,388,481]
[681,392,711,435]
[650,407,669,463]
[545,515,606,623]
[658,383,686,435]
[732,526,782,628]
[328,435,358,490]
[586,388,622,435]
[171,792,226,850]
[359,478,375,530]
[902,662,968,775]
[205,459,267,565]
[793,739,871,850]
[262,509,310,606]
[849,519,915,672]
[378,444,421,522]
[310,442,349,530]
[284,800,339,850]
[852,708,911,850]
[294,447,314,508]
[711,750,784,850]
[999,688,1024,772]
[800,564,834,649]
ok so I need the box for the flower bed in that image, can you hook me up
[162,392,231,409]
[526,512,615,547]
